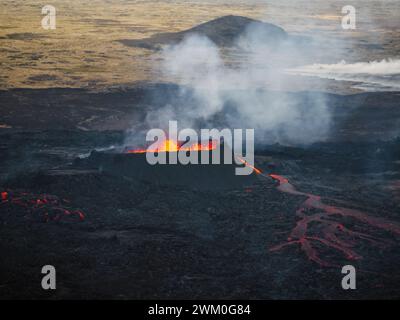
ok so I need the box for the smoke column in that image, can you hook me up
[152,27,332,145]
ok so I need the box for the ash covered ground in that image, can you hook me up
[0,86,399,299]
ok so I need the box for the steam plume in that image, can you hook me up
[154,26,332,145]
[287,59,400,91]
[124,20,342,147]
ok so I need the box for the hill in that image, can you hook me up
[119,15,288,50]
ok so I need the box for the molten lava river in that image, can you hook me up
[126,139,400,267]
[265,172,400,266]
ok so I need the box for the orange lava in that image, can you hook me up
[236,157,262,175]
[126,139,217,154]
[1,190,85,222]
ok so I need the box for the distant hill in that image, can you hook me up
[119,15,288,50]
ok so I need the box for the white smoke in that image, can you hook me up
[152,29,332,145]
[287,59,400,91]
[162,36,225,120]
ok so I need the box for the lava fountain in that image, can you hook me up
[125,139,217,154]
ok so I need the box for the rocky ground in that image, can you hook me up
[1,86,400,299]
[1,1,399,300]
[0,127,399,299]
[1,86,399,139]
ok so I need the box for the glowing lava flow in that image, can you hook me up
[0,190,85,222]
[268,174,400,266]
[235,157,262,175]
[235,160,400,266]
[126,139,217,154]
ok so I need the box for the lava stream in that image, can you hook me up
[268,173,400,266]
[0,190,85,222]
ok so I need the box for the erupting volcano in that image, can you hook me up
[84,137,400,267]
[77,138,258,191]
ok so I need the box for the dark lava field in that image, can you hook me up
[0,87,399,299]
